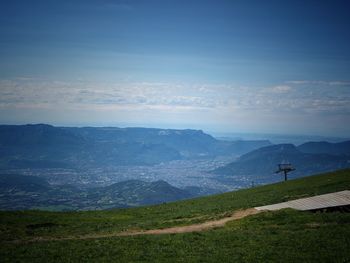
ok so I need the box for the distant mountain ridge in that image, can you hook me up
[213,143,350,184]
[64,126,218,158]
[298,141,350,156]
[0,124,271,168]
[89,179,193,207]
[0,174,194,211]
[0,124,85,147]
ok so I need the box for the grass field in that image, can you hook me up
[1,169,350,262]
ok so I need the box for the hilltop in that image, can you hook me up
[1,169,350,262]
[0,174,194,211]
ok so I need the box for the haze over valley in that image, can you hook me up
[1,123,349,211]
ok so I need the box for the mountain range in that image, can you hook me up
[0,124,271,168]
[1,124,350,211]
[213,142,350,184]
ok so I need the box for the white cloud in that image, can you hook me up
[266,85,292,93]
[1,79,349,114]
[1,78,350,135]
[286,80,350,86]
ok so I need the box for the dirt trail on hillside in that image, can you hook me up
[118,208,261,236]
[8,208,261,243]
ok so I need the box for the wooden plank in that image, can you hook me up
[255,190,350,211]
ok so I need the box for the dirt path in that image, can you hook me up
[8,208,261,243]
[119,208,261,236]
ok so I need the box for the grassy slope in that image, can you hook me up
[1,169,350,262]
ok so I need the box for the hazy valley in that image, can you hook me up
[1,124,349,211]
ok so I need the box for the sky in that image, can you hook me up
[0,0,350,137]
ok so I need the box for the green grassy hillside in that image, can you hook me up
[1,169,350,262]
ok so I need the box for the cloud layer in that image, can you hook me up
[0,78,349,136]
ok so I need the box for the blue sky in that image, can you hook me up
[0,0,350,136]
